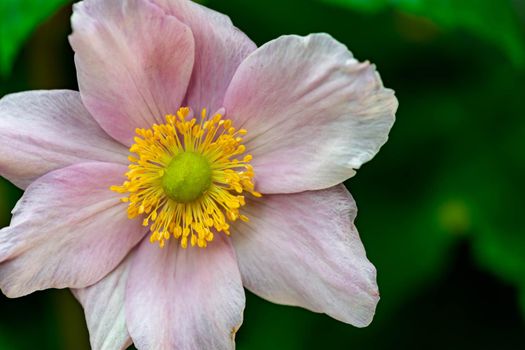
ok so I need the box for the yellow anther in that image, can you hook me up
[111,107,260,249]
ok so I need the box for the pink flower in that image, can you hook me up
[0,0,397,348]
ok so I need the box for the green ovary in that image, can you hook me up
[162,152,212,203]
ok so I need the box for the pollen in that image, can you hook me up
[111,107,261,249]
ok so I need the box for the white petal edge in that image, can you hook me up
[151,0,257,113]
[126,235,245,349]
[72,254,133,350]
[70,0,195,146]
[232,185,379,327]
[0,90,127,189]
[0,162,145,297]
[223,33,398,194]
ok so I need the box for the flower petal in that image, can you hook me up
[151,0,257,112]
[0,162,145,297]
[0,90,127,189]
[126,235,244,349]
[72,254,133,350]
[69,0,195,146]
[223,33,398,194]
[231,185,379,327]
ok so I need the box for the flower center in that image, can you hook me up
[111,107,261,249]
[162,151,212,203]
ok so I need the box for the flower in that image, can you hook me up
[0,0,398,348]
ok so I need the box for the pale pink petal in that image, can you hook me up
[126,236,244,349]
[223,34,398,194]
[0,162,146,297]
[231,185,379,327]
[151,0,257,112]
[73,255,133,350]
[0,90,127,189]
[69,0,195,146]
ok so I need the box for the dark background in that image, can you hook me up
[1,0,524,348]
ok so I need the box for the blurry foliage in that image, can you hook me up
[1,0,525,348]
[324,0,525,67]
[0,330,13,349]
[0,0,71,76]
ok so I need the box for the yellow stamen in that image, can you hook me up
[111,108,261,248]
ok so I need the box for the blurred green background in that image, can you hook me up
[1,0,525,349]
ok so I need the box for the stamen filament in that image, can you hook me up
[112,107,261,248]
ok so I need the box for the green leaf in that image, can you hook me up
[0,335,13,349]
[0,0,70,77]
[469,127,525,316]
[323,0,525,67]
[416,64,525,319]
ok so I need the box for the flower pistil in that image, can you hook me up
[111,108,261,249]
